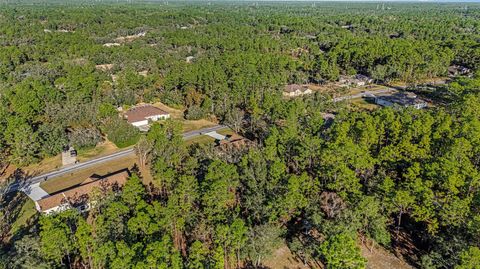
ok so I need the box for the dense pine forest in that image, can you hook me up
[1,1,480,268]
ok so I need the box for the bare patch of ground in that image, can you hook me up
[1,164,17,182]
[95,64,114,71]
[182,119,217,132]
[262,245,322,269]
[361,241,413,269]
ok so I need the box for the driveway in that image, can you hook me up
[205,131,226,140]
[21,182,49,201]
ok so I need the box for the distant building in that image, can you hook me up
[125,104,170,128]
[283,84,313,97]
[103,42,121,47]
[339,74,373,87]
[186,56,195,63]
[448,65,471,77]
[36,169,129,214]
[374,92,427,109]
[95,64,114,71]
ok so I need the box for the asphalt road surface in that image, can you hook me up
[2,125,227,194]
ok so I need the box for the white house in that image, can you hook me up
[339,74,373,87]
[125,104,170,128]
[283,84,313,97]
[374,93,427,109]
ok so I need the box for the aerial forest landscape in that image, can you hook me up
[0,0,480,268]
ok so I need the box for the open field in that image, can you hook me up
[153,101,217,132]
[181,119,217,132]
[185,135,216,145]
[77,140,120,161]
[40,155,137,194]
[349,98,380,111]
[388,77,449,89]
[217,128,237,136]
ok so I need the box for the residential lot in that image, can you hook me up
[39,155,137,194]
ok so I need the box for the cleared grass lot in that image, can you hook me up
[185,135,216,145]
[10,195,37,236]
[40,155,137,194]
[349,98,380,111]
[217,128,237,136]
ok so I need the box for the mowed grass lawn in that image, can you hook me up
[9,192,37,237]
[40,155,137,194]
[217,128,236,136]
[349,98,379,111]
[185,135,216,145]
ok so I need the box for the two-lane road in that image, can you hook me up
[2,125,227,194]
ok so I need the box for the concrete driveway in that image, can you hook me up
[21,182,49,201]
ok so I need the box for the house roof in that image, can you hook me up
[376,93,426,107]
[284,84,310,93]
[37,169,129,212]
[125,105,169,123]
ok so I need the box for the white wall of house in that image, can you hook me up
[283,89,313,97]
[42,203,72,215]
[146,114,170,121]
[414,102,427,109]
[131,114,170,127]
[131,119,149,127]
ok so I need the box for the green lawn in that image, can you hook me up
[9,192,37,238]
[185,135,216,145]
[11,199,36,235]
[349,98,379,111]
[217,128,236,136]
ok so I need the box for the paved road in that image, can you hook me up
[2,125,227,194]
[332,88,396,102]
[182,125,227,139]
